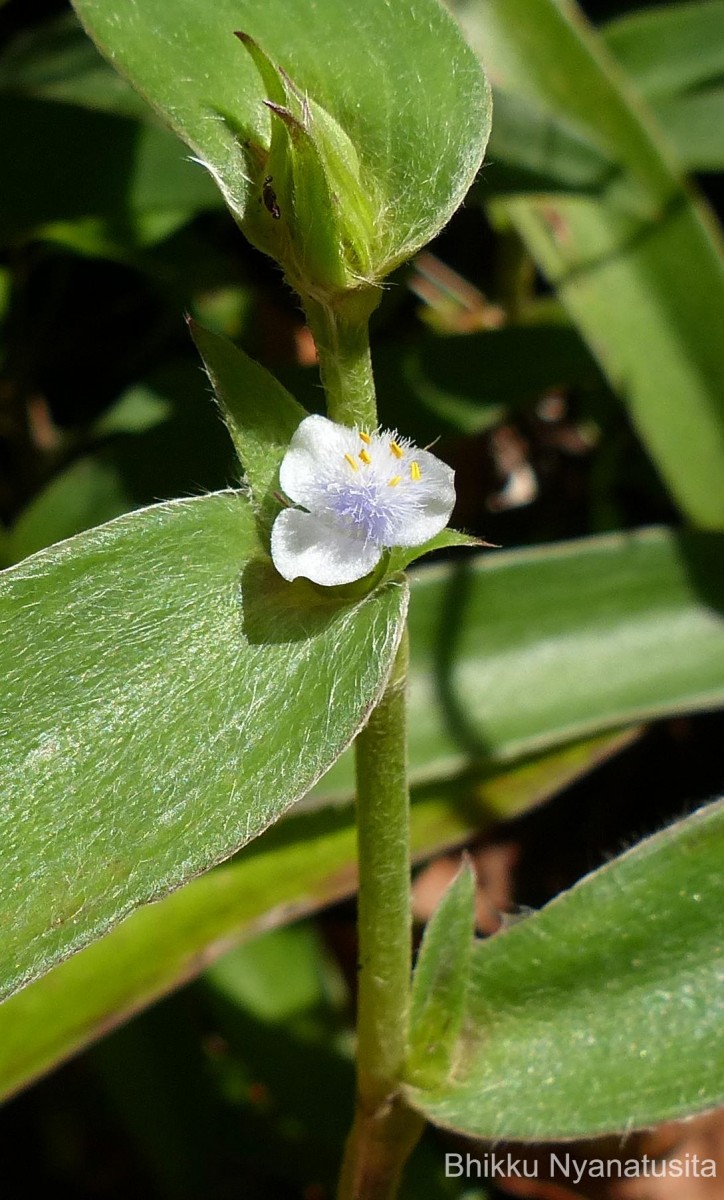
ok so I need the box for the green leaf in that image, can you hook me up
[317,526,724,796]
[0,96,222,244]
[387,530,486,575]
[452,0,724,530]
[6,366,237,564]
[407,858,476,1089]
[380,322,609,438]
[0,491,406,999]
[8,456,137,564]
[405,797,724,1138]
[602,1,724,100]
[649,87,724,173]
[70,0,491,280]
[188,320,305,509]
[600,3,724,173]
[206,920,335,1023]
[0,12,151,120]
[483,88,616,196]
[0,730,631,1103]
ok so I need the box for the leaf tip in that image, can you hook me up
[456,851,477,895]
[263,100,303,133]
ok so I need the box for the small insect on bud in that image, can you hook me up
[262,176,281,220]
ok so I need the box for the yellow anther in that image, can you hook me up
[359,431,371,445]
[390,441,404,459]
[388,475,402,487]
[359,449,372,465]
[344,453,358,471]
[410,461,421,481]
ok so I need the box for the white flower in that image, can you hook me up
[270,414,455,586]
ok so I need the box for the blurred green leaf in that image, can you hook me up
[38,211,198,257]
[406,797,724,1138]
[454,0,724,529]
[93,381,174,436]
[70,0,490,277]
[484,89,617,196]
[381,322,608,437]
[0,729,631,1103]
[9,456,137,563]
[0,12,151,119]
[0,14,226,249]
[0,96,222,243]
[7,365,237,563]
[318,526,724,796]
[207,921,340,1023]
[0,491,406,999]
[648,87,724,172]
[602,1,724,100]
[600,3,724,172]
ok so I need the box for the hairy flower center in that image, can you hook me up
[318,435,424,543]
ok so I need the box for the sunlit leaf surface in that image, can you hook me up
[0,493,406,999]
[406,798,724,1138]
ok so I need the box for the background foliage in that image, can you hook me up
[1,0,723,1196]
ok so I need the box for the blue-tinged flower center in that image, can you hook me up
[324,479,402,542]
[314,435,423,544]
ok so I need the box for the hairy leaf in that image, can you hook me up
[189,321,305,509]
[318,526,724,795]
[407,858,476,1088]
[0,731,632,1101]
[71,0,491,277]
[406,798,724,1138]
[0,492,406,999]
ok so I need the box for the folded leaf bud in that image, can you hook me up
[236,33,378,302]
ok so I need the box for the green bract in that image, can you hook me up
[70,0,491,302]
[236,33,379,298]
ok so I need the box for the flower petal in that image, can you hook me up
[383,450,456,546]
[270,507,382,585]
[279,414,360,511]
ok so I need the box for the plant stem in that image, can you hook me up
[354,630,412,1103]
[307,296,422,1196]
[337,1096,424,1200]
[304,290,382,428]
[337,630,424,1200]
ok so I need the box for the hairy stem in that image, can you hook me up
[337,1096,424,1200]
[304,290,382,428]
[337,630,424,1199]
[355,631,412,1104]
[307,294,422,1196]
